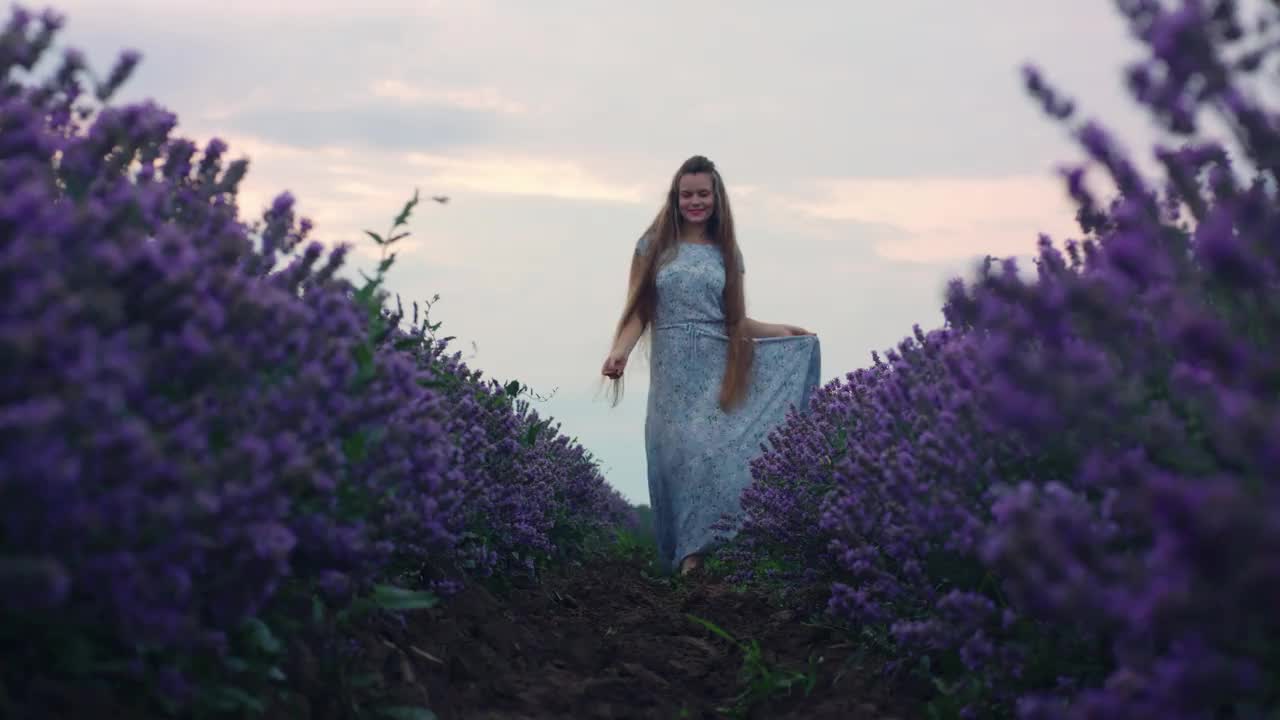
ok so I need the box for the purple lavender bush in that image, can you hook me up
[971,2,1280,714]
[392,313,633,582]
[0,6,629,717]
[711,373,867,596]
[721,1,1280,717]
[0,10,466,714]
[722,325,1043,714]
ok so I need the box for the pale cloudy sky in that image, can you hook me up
[47,1,1172,504]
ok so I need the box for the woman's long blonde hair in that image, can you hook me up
[606,155,753,411]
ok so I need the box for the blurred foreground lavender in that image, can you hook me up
[720,1,1280,718]
[0,5,630,716]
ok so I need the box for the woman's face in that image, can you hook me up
[677,172,715,226]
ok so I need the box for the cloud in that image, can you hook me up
[154,127,427,263]
[403,151,651,204]
[211,99,500,152]
[369,78,530,116]
[771,174,1089,263]
[162,121,655,272]
[54,0,458,25]
[51,0,1163,185]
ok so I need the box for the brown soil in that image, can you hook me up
[294,552,927,720]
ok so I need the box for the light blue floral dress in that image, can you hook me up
[636,234,822,574]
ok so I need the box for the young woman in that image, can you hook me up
[601,155,822,577]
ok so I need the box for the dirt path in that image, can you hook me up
[331,552,925,719]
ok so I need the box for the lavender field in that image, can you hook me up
[2,1,1279,719]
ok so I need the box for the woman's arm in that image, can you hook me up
[614,313,644,354]
[611,254,647,354]
[744,317,783,338]
[744,317,813,338]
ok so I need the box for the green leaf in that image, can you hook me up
[392,189,421,228]
[379,707,438,720]
[685,613,738,645]
[342,431,369,464]
[242,617,282,655]
[504,380,521,397]
[377,252,397,275]
[932,677,958,696]
[354,342,374,370]
[365,230,385,245]
[371,584,439,611]
[352,342,377,387]
[523,420,548,447]
[206,685,265,714]
[354,273,385,305]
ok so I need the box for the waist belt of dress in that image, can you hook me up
[653,321,724,331]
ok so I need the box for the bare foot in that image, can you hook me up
[679,553,703,576]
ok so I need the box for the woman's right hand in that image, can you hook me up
[601,348,628,379]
